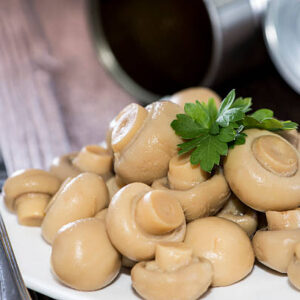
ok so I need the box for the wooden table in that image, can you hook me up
[0,0,299,176]
[0,0,133,175]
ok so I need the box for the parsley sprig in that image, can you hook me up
[171,89,298,173]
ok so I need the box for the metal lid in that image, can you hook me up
[264,0,300,94]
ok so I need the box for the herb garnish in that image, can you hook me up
[171,89,298,173]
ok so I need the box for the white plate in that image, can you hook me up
[0,198,299,300]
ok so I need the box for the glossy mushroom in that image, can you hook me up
[252,228,300,273]
[184,217,254,286]
[3,169,61,226]
[72,145,113,179]
[152,157,230,221]
[266,208,300,230]
[106,183,186,261]
[94,208,108,220]
[111,101,183,184]
[51,218,121,291]
[217,194,258,236]
[288,243,300,290]
[50,153,80,181]
[131,242,213,300]
[169,87,221,108]
[92,208,136,269]
[50,145,113,181]
[224,129,300,211]
[42,172,108,244]
[105,175,125,201]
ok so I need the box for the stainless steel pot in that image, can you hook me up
[88,0,270,103]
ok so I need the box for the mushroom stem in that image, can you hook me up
[252,135,298,176]
[155,242,192,272]
[266,209,300,230]
[168,154,209,190]
[111,103,148,152]
[15,193,50,226]
[72,145,113,176]
[136,190,184,235]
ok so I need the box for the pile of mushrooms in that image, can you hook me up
[2,86,300,299]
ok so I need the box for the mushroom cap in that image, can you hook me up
[131,244,213,300]
[266,208,300,230]
[288,243,300,289]
[169,87,221,108]
[224,129,300,211]
[113,101,183,184]
[72,145,113,177]
[152,168,230,221]
[167,153,209,190]
[50,152,81,181]
[51,218,121,291]
[252,228,300,273]
[3,169,61,212]
[42,172,109,244]
[184,217,254,286]
[106,183,186,261]
[217,194,258,236]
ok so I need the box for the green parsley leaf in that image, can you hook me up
[184,101,210,128]
[231,97,252,112]
[218,125,236,142]
[189,135,228,172]
[171,89,298,173]
[171,114,208,139]
[250,108,273,121]
[216,90,246,127]
[242,114,298,131]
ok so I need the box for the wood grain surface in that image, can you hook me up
[0,0,299,176]
[0,0,133,175]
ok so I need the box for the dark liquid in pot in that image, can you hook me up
[100,0,213,95]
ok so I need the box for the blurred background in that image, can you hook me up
[0,0,299,298]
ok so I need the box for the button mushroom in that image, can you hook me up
[184,217,254,286]
[253,209,300,273]
[111,101,183,184]
[152,156,230,221]
[94,208,107,220]
[42,172,109,244]
[288,243,300,290]
[51,218,121,291]
[217,194,258,236]
[106,183,186,261]
[169,87,221,108]
[50,152,81,181]
[93,208,136,268]
[266,208,300,230]
[50,145,113,181]
[224,129,300,211]
[3,169,61,226]
[72,144,113,180]
[105,175,125,201]
[131,242,213,300]
[252,228,300,273]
